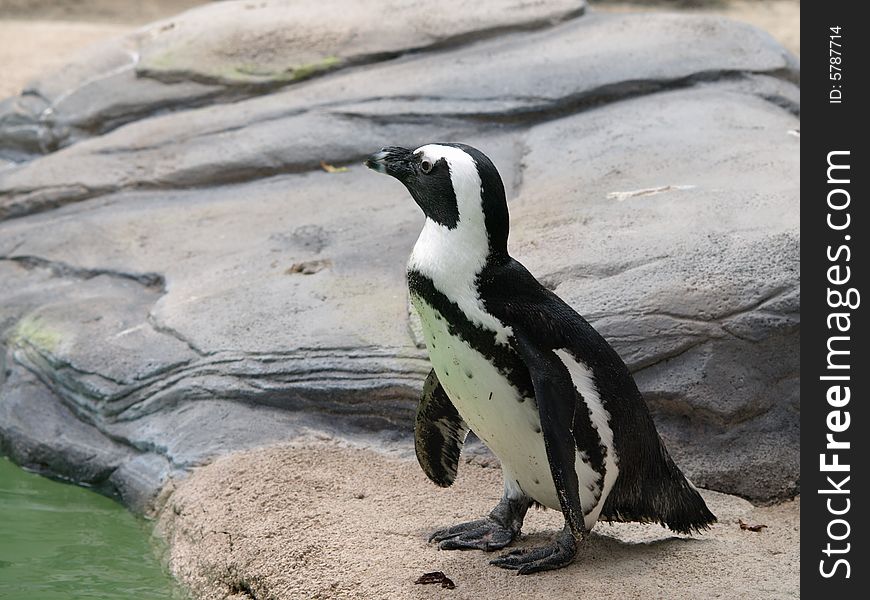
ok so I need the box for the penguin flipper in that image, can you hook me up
[415,369,469,487]
[511,330,586,538]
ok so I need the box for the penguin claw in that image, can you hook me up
[490,527,578,574]
[429,518,517,551]
[492,547,527,559]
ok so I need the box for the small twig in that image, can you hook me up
[738,519,768,532]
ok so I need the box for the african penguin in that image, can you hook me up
[365,143,716,574]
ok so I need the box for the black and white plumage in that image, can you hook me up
[366,143,715,574]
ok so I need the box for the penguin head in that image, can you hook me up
[365,143,510,256]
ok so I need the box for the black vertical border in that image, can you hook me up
[802,2,867,596]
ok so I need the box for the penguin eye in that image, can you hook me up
[420,160,433,174]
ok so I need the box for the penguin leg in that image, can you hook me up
[489,331,596,573]
[489,521,583,574]
[429,494,532,551]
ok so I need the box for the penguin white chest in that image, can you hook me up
[411,295,563,510]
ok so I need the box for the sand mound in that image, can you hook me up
[158,442,799,599]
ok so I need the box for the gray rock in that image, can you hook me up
[0,368,137,492]
[0,11,797,220]
[0,35,228,160]
[0,0,586,161]
[0,8,799,508]
[136,0,587,86]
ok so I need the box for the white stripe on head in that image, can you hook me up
[414,144,487,229]
[408,144,511,344]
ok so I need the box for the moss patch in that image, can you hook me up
[10,315,61,353]
[223,54,343,83]
[289,55,342,81]
[141,52,344,85]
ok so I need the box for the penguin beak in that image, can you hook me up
[364,146,414,179]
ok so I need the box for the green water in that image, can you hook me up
[0,457,186,600]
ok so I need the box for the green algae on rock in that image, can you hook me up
[10,315,62,354]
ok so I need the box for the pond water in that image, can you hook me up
[0,457,185,599]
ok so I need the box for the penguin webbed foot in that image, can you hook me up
[490,524,578,574]
[429,495,530,552]
[429,517,517,551]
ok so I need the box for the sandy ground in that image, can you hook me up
[157,441,799,600]
[0,1,203,98]
[0,1,799,99]
[0,0,205,22]
[0,21,133,98]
